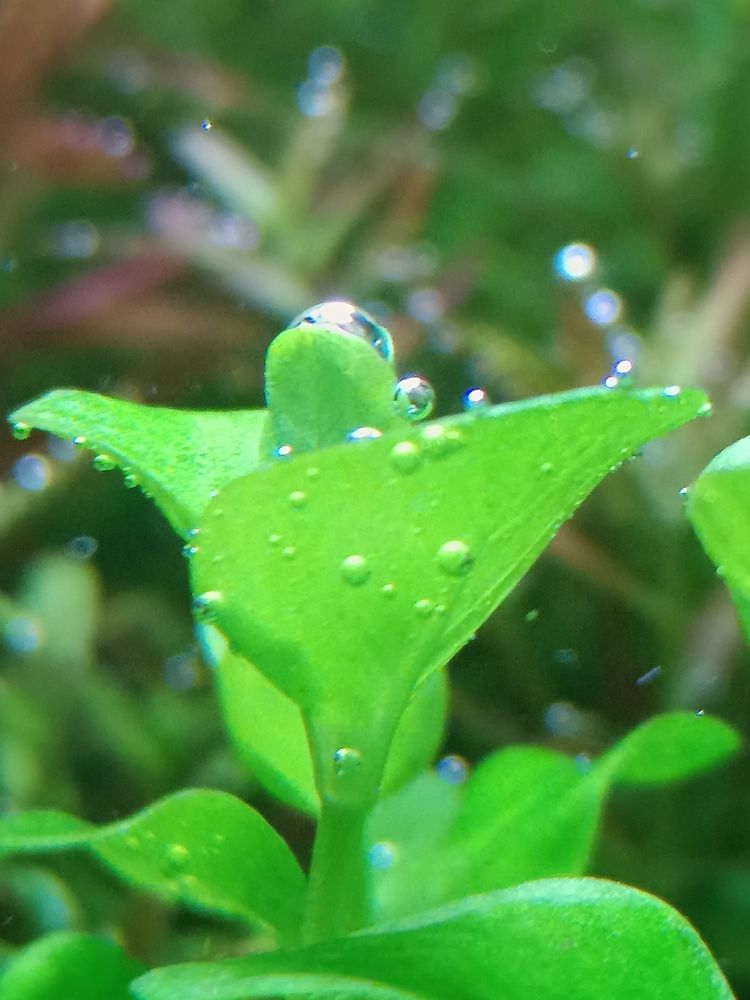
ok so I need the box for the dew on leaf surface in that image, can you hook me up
[92,453,117,471]
[437,539,473,576]
[341,554,370,586]
[368,841,398,871]
[165,843,190,870]
[382,582,397,597]
[394,375,435,422]
[332,747,362,778]
[288,301,394,363]
[415,598,435,618]
[390,440,422,474]
[663,385,681,398]
[10,421,30,440]
[436,754,468,785]
[274,444,294,459]
[289,490,307,508]
[347,426,382,441]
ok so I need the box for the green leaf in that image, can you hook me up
[206,625,447,816]
[192,386,707,788]
[369,712,739,919]
[8,391,268,537]
[0,932,143,1000]
[131,878,732,1000]
[0,790,305,941]
[686,435,750,640]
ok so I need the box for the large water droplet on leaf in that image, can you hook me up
[394,375,435,422]
[390,440,422,474]
[288,301,394,362]
[437,539,473,576]
[341,554,370,586]
[332,746,362,777]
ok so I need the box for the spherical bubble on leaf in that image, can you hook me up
[288,301,394,362]
[394,375,436,422]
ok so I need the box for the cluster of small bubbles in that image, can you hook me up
[406,287,445,325]
[368,841,398,872]
[418,53,474,131]
[163,651,199,692]
[66,535,98,561]
[554,242,597,282]
[92,453,116,472]
[332,746,362,778]
[543,701,580,737]
[436,540,474,577]
[394,376,436,422]
[389,440,422,475]
[574,753,593,775]
[3,615,43,655]
[296,45,345,117]
[415,598,435,618]
[191,591,221,621]
[12,454,51,492]
[462,387,489,412]
[584,288,622,326]
[635,665,662,687]
[663,385,681,398]
[382,583,397,598]
[47,435,76,462]
[274,444,294,460]
[96,116,135,158]
[341,554,370,586]
[436,754,469,785]
[10,421,30,441]
[51,220,100,259]
[347,426,382,442]
[289,490,308,508]
[288,301,394,363]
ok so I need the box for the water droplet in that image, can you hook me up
[421,424,451,458]
[543,701,579,737]
[123,470,139,489]
[268,533,281,546]
[394,375,435,422]
[698,401,713,417]
[200,118,214,131]
[626,145,640,159]
[602,375,620,389]
[289,490,308,508]
[182,544,199,558]
[10,421,30,440]
[93,453,116,472]
[678,486,689,500]
[584,289,622,326]
[192,591,222,621]
[166,842,190,870]
[695,708,705,717]
[437,539,473,576]
[347,426,382,441]
[540,462,554,474]
[307,466,320,479]
[73,436,87,447]
[614,359,633,376]
[554,242,597,281]
[368,841,398,871]
[274,444,294,459]
[415,598,435,618]
[12,454,51,492]
[436,755,468,785]
[462,387,489,412]
[288,301,393,362]
[341,554,370,586]
[382,582,397,597]
[282,545,297,560]
[332,747,362,777]
[389,440,422,474]
[663,385,681,398]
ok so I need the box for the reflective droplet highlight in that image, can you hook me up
[341,554,370,586]
[288,301,393,362]
[415,598,435,618]
[274,444,294,459]
[382,582,397,598]
[437,539,473,576]
[584,288,622,326]
[332,746,362,777]
[462,387,489,412]
[394,375,435,422]
[554,242,597,281]
[389,440,422,474]
[663,385,681,398]
[10,421,30,440]
[347,426,382,442]
[93,453,116,471]
[289,490,307,508]
[436,754,468,785]
[166,842,190,870]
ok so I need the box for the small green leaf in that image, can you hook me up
[8,391,268,537]
[0,932,143,1000]
[132,878,732,1000]
[192,387,707,786]
[687,435,750,640]
[0,790,305,941]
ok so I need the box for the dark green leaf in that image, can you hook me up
[0,790,305,941]
[0,932,143,1000]
[132,878,732,1000]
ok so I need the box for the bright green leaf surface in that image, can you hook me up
[0,790,305,941]
[8,391,268,537]
[0,932,143,1000]
[192,387,707,782]
[369,712,739,919]
[205,627,447,816]
[132,878,732,1000]
[687,435,750,640]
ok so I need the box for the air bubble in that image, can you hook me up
[93,454,116,471]
[341,554,370,586]
[394,375,435,422]
[347,426,382,441]
[192,591,222,621]
[462,387,489,412]
[437,539,473,576]
[288,301,393,363]
[268,533,281,546]
[289,490,308,508]
[389,440,422,474]
[10,421,30,440]
[332,747,362,777]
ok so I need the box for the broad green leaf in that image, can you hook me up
[1,932,143,1000]
[687,435,750,640]
[192,386,707,788]
[131,878,732,1000]
[0,790,305,941]
[8,391,268,537]
[203,627,447,816]
[369,712,739,919]
[262,325,399,454]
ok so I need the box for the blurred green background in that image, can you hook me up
[1,0,749,991]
